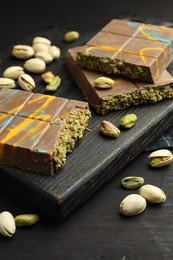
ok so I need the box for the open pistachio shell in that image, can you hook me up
[148,149,173,167]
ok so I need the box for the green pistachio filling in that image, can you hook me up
[77,54,146,80]
[95,85,173,114]
[53,108,91,169]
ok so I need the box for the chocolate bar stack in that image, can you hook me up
[65,19,173,114]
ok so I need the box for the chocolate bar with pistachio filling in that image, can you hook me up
[0,89,91,175]
[66,47,173,114]
[76,19,173,83]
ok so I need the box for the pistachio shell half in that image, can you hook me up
[0,211,16,237]
[64,31,79,42]
[0,78,16,88]
[18,73,35,91]
[139,184,166,203]
[148,149,173,167]
[24,58,46,74]
[3,66,24,80]
[120,194,147,216]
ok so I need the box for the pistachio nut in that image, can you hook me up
[120,113,137,129]
[3,66,24,80]
[0,78,16,89]
[121,176,144,189]
[100,120,120,138]
[120,194,147,216]
[32,36,51,46]
[0,211,16,237]
[64,31,79,42]
[94,77,114,89]
[24,58,46,74]
[148,149,173,167]
[18,73,35,91]
[48,45,60,59]
[139,184,166,203]
[15,214,39,227]
[12,45,34,59]
[35,51,53,64]
[46,75,61,91]
[32,43,49,53]
[41,71,55,83]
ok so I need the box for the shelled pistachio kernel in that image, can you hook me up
[120,194,147,216]
[24,58,46,74]
[139,184,166,203]
[0,211,16,237]
[100,120,120,138]
[120,113,137,129]
[121,176,144,189]
[12,45,34,59]
[0,78,16,89]
[18,73,35,92]
[15,214,39,227]
[46,76,61,91]
[41,71,55,83]
[3,66,24,80]
[64,31,79,42]
[148,149,173,168]
[94,77,114,89]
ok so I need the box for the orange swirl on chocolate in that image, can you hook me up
[26,94,56,121]
[85,45,168,74]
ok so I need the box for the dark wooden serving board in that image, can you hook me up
[1,16,173,221]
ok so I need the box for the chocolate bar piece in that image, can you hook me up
[66,47,173,114]
[0,89,91,175]
[76,19,173,83]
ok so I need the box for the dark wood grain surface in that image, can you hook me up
[1,1,173,259]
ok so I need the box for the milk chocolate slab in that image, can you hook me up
[76,19,173,83]
[0,89,91,175]
[66,47,173,114]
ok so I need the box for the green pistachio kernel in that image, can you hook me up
[14,214,39,227]
[46,75,61,91]
[121,176,144,189]
[120,113,137,129]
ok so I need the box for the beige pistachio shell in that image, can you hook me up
[64,31,79,42]
[148,149,173,167]
[3,66,24,80]
[32,36,51,46]
[120,194,147,216]
[0,78,16,88]
[139,184,166,203]
[32,43,49,53]
[18,73,35,91]
[35,51,53,64]
[24,58,46,74]
[0,211,16,237]
[48,45,60,59]
[12,45,34,59]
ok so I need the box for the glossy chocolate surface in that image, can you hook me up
[0,89,89,175]
[77,19,173,83]
[66,47,173,113]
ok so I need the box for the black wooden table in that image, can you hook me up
[1,1,173,259]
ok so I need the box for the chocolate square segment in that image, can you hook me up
[76,19,173,83]
[65,47,173,114]
[0,89,91,175]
